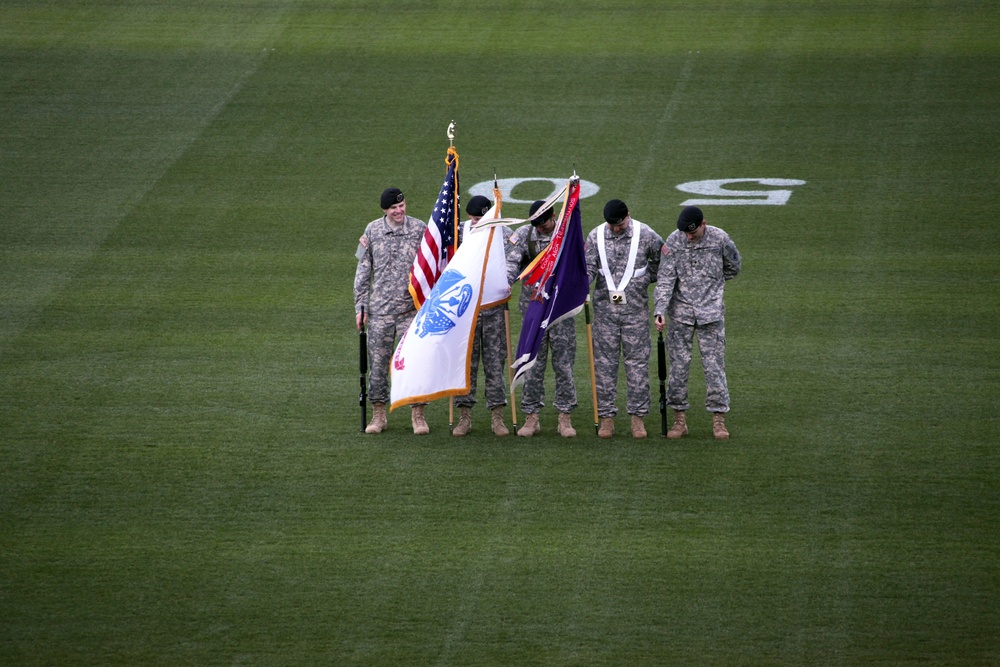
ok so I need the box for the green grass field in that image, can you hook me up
[2,1,999,664]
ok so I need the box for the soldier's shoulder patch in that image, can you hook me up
[661,244,671,256]
[509,234,520,245]
[355,234,369,261]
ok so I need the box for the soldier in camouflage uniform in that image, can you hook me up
[586,199,664,439]
[354,187,430,435]
[452,195,513,437]
[654,206,741,440]
[506,200,579,438]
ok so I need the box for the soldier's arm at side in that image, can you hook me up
[723,234,741,281]
[653,243,676,318]
[646,227,664,284]
[353,228,373,328]
[584,228,600,284]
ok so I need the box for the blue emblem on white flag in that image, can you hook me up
[414,269,473,338]
[390,204,511,412]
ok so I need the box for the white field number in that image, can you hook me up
[468,177,601,204]
[676,178,807,206]
[466,177,805,207]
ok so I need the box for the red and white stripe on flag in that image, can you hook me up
[408,147,458,309]
[409,220,447,306]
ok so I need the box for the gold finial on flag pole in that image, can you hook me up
[447,121,456,147]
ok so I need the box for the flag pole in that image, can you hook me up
[584,296,599,434]
[447,120,457,430]
[491,169,518,432]
[505,306,518,431]
[359,306,368,432]
[577,172,600,434]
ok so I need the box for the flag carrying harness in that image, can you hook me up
[595,221,644,305]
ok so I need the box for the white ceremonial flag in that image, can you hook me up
[390,203,510,410]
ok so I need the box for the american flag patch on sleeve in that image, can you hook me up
[355,235,368,261]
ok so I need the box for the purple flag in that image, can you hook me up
[511,178,588,389]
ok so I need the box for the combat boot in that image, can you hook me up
[631,414,647,439]
[452,406,472,436]
[667,410,688,440]
[598,417,615,439]
[491,407,510,436]
[517,413,540,437]
[365,402,387,434]
[411,405,430,435]
[557,412,576,438]
[713,412,730,440]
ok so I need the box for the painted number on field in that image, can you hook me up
[676,178,807,206]
[468,178,601,204]
[468,177,805,207]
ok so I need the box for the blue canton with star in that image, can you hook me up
[431,164,456,258]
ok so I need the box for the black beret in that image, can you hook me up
[380,187,404,210]
[466,195,491,217]
[528,200,554,226]
[603,199,629,224]
[677,206,704,233]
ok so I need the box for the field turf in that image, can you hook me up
[2,1,998,664]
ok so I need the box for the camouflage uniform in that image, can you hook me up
[455,223,513,411]
[354,214,426,404]
[585,220,664,417]
[653,225,741,413]
[507,223,578,415]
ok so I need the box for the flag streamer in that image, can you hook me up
[510,177,589,390]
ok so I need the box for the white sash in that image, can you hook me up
[596,221,643,305]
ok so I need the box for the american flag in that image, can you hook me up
[408,147,459,309]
